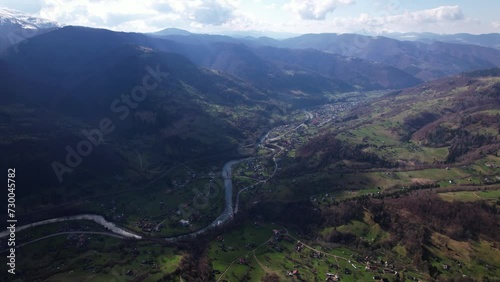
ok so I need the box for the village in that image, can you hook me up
[102,164,225,236]
[266,101,362,156]
[231,100,365,191]
[212,225,417,282]
[236,159,272,181]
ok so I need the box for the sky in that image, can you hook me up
[1,0,499,36]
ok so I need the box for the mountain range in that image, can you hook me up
[384,32,500,50]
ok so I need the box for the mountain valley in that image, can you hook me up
[0,7,499,282]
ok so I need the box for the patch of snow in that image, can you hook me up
[0,7,63,30]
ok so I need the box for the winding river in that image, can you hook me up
[0,111,310,244]
[0,214,142,240]
[0,159,245,242]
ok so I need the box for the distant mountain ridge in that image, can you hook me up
[275,33,500,81]
[3,23,499,102]
[384,32,500,50]
[1,9,498,83]
[4,26,420,103]
[151,27,192,36]
[150,29,500,82]
[150,28,500,49]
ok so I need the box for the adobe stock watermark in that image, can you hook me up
[51,65,169,182]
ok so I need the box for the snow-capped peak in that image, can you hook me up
[0,7,63,30]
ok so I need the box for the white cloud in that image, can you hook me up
[372,5,467,33]
[188,0,235,25]
[391,5,464,24]
[150,1,173,14]
[219,10,262,31]
[286,0,355,20]
[30,0,238,31]
[297,5,469,34]
[147,0,237,26]
[37,0,157,28]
